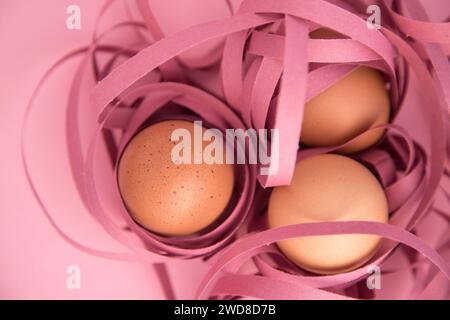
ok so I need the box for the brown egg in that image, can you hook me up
[302,28,390,153]
[118,120,234,237]
[268,154,388,275]
[309,28,342,39]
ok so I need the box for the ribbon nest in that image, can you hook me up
[22,0,450,299]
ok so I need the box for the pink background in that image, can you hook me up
[0,0,447,299]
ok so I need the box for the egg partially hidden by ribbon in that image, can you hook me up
[268,154,388,275]
[300,66,390,154]
[118,120,234,237]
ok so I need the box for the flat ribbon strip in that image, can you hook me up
[196,221,450,299]
[257,15,309,186]
[383,0,450,44]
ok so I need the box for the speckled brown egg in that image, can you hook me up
[268,154,388,275]
[117,120,234,237]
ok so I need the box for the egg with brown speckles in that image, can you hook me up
[118,120,234,237]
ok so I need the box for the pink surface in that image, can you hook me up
[0,0,448,299]
[0,0,211,299]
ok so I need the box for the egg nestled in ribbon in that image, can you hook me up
[301,29,391,153]
[268,154,388,274]
[118,120,234,237]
